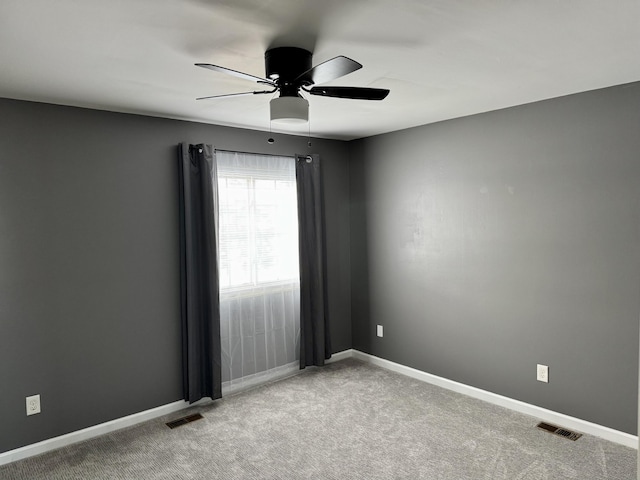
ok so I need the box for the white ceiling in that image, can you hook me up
[1,0,639,141]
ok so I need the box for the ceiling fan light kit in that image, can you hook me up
[196,46,389,125]
[270,96,309,123]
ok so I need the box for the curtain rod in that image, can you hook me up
[215,148,296,159]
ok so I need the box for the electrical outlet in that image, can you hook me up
[376,325,383,337]
[536,364,549,383]
[26,394,41,416]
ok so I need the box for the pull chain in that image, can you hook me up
[307,110,312,148]
[268,119,274,144]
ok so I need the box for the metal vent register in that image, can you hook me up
[536,422,582,441]
[166,413,204,429]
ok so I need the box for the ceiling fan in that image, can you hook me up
[195,47,390,123]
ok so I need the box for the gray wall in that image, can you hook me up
[350,82,640,434]
[0,98,351,454]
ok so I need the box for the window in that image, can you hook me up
[217,152,299,291]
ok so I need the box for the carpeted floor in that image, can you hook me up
[0,358,636,479]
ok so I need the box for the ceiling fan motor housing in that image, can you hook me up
[265,47,312,95]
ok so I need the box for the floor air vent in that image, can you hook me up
[536,422,582,441]
[166,413,204,429]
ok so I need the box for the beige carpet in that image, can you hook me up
[0,358,636,479]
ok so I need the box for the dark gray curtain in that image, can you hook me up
[296,154,332,368]
[178,143,222,402]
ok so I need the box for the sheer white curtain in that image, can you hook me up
[216,150,300,393]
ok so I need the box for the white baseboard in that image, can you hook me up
[0,398,210,467]
[2,348,635,466]
[327,349,354,364]
[348,350,637,449]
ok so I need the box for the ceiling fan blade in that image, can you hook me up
[196,89,275,100]
[308,86,390,100]
[295,56,362,85]
[195,63,274,85]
